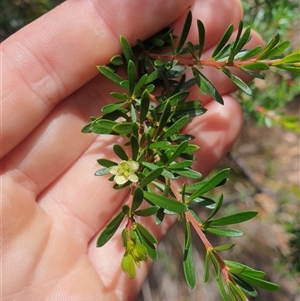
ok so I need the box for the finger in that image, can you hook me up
[1,0,192,157]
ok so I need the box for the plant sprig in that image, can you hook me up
[83,11,298,300]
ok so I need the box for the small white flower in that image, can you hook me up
[109,159,139,185]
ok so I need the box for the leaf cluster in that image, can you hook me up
[80,10,297,300]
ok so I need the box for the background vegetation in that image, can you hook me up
[2,1,299,300]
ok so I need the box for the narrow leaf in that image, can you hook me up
[162,115,190,139]
[139,167,164,188]
[98,66,123,85]
[144,191,188,213]
[131,186,144,212]
[273,49,300,64]
[97,211,125,247]
[187,169,230,202]
[212,23,234,58]
[204,251,210,282]
[135,206,159,216]
[130,135,139,161]
[256,34,280,60]
[168,160,193,170]
[140,89,150,123]
[120,36,134,62]
[183,243,196,289]
[113,122,133,136]
[113,144,128,160]
[127,60,136,96]
[102,101,126,113]
[192,67,224,104]
[95,167,109,176]
[176,10,192,54]
[205,227,244,237]
[208,211,258,226]
[97,158,117,168]
[239,45,263,61]
[263,40,290,59]
[197,19,205,58]
[136,223,158,244]
[155,100,171,139]
[90,119,118,134]
[221,67,252,95]
[214,243,236,252]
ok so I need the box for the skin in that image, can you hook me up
[1,0,263,300]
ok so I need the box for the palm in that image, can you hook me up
[2,0,263,300]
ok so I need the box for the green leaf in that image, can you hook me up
[205,227,244,237]
[273,49,300,64]
[275,64,300,74]
[144,191,188,213]
[135,227,158,260]
[210,252,220,279]
[183,242,196,289]
[95,167,109,176]
[139,167,164,188]
[205,194,224,222]
[214,243,236,252]
[212,23,234,58]
[187,169,230,202]
[239,45,263,61]
[192,67,224,104]
[162,115,190,139]
[97,211,125,247]
[256,33,280,60]
[228,282,248,301]
[155,100,171,139]
[204,251,210,282]
[173,168,202,179]
[217,276,228,301]
[97,158,117,168]
[228,20,244,63]
[110,54,123,66]
[130,135,139,161]
[231,275,258,297]
[101,101,126,114]
[89,119,118,134]
[207,211,258,226]
[197,19,205,59]
[131,186,144,212]
[176,10,192,54]
[263,40,290,59]
[113,122,133,136]
[166,140,189,165]
[237,274,280,291]
[113,144,128,160]
[233,26,251,56]
[127,60,136,96]
[140,89,150,123]
[174,100,206,118]
[241,62,270,70]
[149,141,171,150]
[136,223,158,244]
[135,206,159,216]
[133,74,148,96]
[186,41,198,60]
[142,162,175,179]
[168,160,193,170]
[97,66,123,85]
[120,36,134,62]
[221,67,252,95]
[110,92,128,100]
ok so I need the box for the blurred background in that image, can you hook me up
[2,1,299,300]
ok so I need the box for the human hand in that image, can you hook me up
[1,0,263,300]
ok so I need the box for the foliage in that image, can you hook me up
[82,11,299,300]
[239,0,300,131]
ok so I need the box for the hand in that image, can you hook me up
[1,0,263,300]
